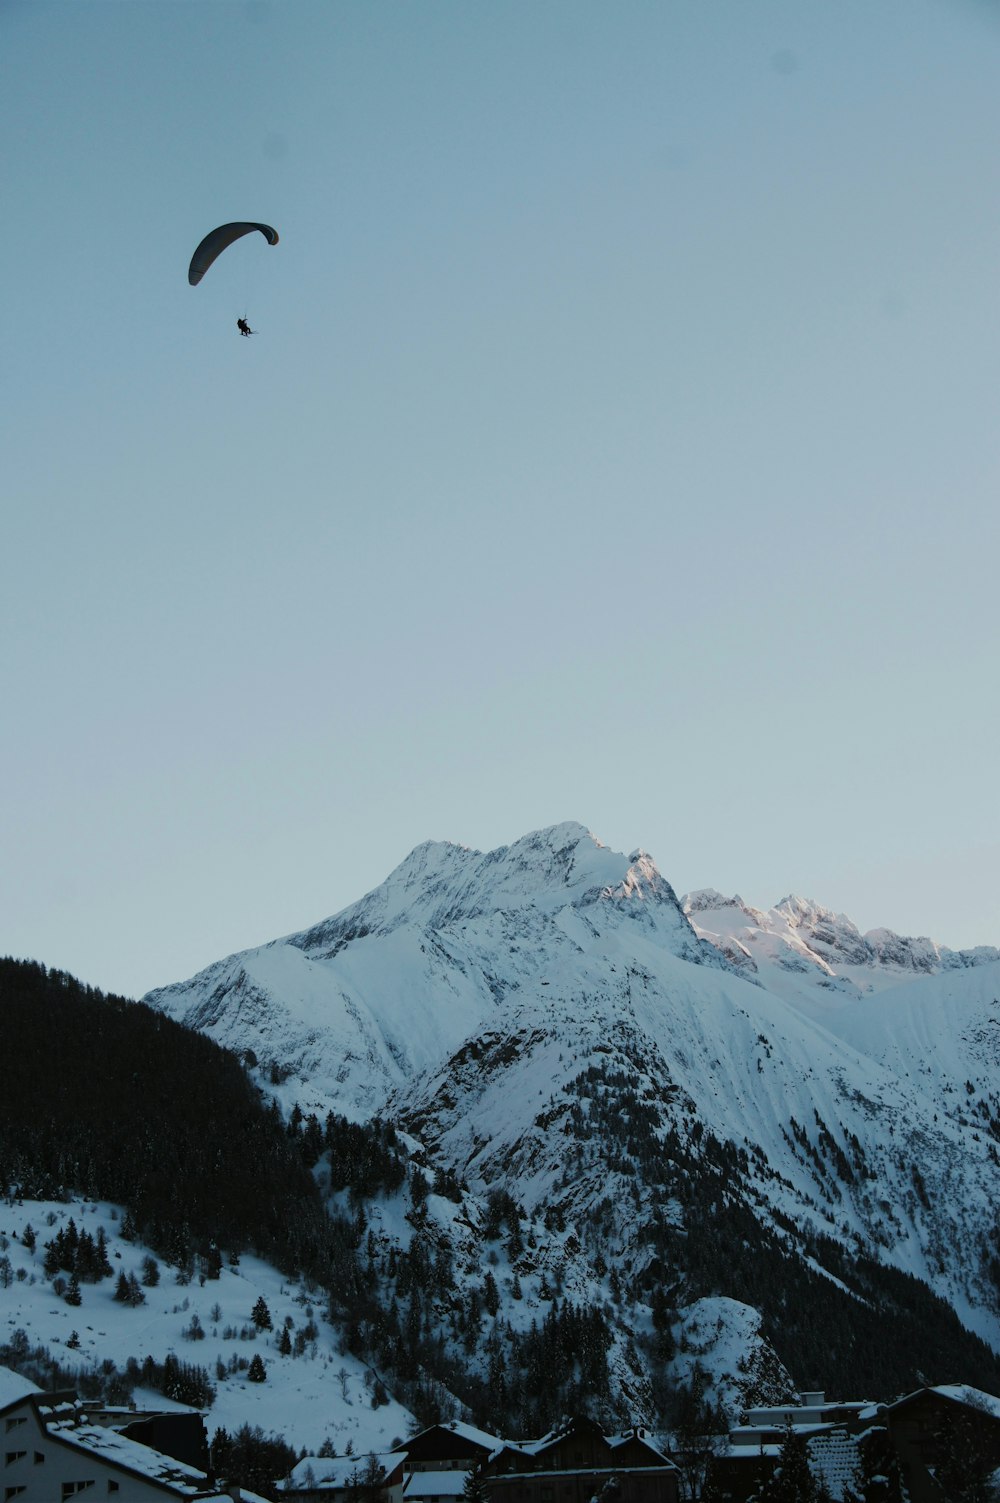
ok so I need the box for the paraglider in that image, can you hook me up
[236,317,254,337]
[187,222,279,286]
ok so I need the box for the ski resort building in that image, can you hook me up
[398,1423,503,1474]
[709,1385,1000,1501]
[278,1453,405,1503]
[280,1420,678,1503]
[0,1367,268,1503]
[486,1416,678,1503]
[885,1385,1000,1502]
[714,1391,881,1501]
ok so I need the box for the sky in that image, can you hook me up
[2,0,999,1000]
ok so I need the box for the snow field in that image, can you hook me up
[0,1197,414,1454]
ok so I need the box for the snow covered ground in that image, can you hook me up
[0,1197,414,1454]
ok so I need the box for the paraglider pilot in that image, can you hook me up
[237,317,254,336]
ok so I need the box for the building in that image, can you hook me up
[886,1384,1000,1502]
[278,1451,406,1503]
[1,1366,269,1503]
[402,1466,471,1503]
[398,1424,504,1475]
[375,1417,679,1503]
[714,1391,884,1502]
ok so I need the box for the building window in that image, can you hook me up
[4,1453,25,1466]
[108,1485,120,1495]
[5,1487,27,1500]
[4,1419,26,1433]
[33,1454,44,1465]
[61,1484,96,1498]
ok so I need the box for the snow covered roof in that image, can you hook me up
[890,1385,1000,1420]
[0,1365,41,1411]
[403,1471,470,1497]
[285,1453,403,1491]
[929,1385,1000,1418]
[46,1417,271,1502]
[439,1421,506,1452]
[607,1430,671,1462]
[397,1420,505,1459]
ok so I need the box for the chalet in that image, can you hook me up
[277,1451,405,1503]
[714,1391,883,1502]
[886,1384,1000,1502]
[379,1422,505,1503]
[395,1423,504,1473]
[0,1366,268,1503]
[397,1417,679,1503]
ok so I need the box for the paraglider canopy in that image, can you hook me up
[188,222,279,286]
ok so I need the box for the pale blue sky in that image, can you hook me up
[3,0,999,998]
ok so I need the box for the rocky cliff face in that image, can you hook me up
[683,887,1000,996]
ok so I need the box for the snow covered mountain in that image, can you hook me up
[682,887,1000,1011]
[144,822,1000,1413]
[145,824,716,1120]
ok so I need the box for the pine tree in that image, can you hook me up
[360,1454,388,1503]
[461,1464,489,1503]
[410,1168,429,1209]
[114,1269,145,1306]
[247,1353,267,1383]
[251,1295,272,1331]
[758,1425,818,1503]
[95,1227,113,1278]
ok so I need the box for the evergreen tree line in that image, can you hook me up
[0,958,336,1276]
[0,1327,216,1413]
[559,1057,1000,1400]
[340,1180,617,1436]
[286,1104,407,1199]
[211,1424,301,1503]
[366,1293,615,1437]
[42,1216,113,1281]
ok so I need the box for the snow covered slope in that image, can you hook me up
[0,1197,414,1454]
[144,823,1000,1389]
[146,823,716,1119]
[682,889,1000,1013]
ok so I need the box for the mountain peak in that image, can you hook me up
[143,824,717,1122]
[683,889,761,921]
[338,822,684,930]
